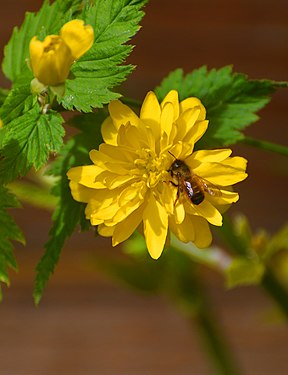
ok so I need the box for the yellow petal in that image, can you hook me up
[160,102,174,137]
[190,216,212,248]
[67,165,105,188]
[98,224,115,237]
[108,100,140,130]
[140,91,161,141]
[101,116,118,145]
[180,97,206,120]
[112,205,145,246]
[182,120,209,145]
[188,149,232,165]
[174,202,186,224]
[143,192,168,259]
[207,189,239,206]
[60,19,94,59]
[69,181,97,203]
[174,107,201,142]
[194,157,248,186]
[161,90,179,121]
[169,215,195,243]
[194,200,223,226]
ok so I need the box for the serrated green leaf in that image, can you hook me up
[226,257,265,288]
[0,186,25,300]
[60,0,148,111]
[2,0,82,82]
[0,81,35,126]
[155,66,285,147]
[0,106,64,184]
[34,110,106,304]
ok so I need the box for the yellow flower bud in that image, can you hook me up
[29,20,94,86]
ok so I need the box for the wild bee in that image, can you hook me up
[168,152,221,205]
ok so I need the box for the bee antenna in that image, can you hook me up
[168,150,176,159]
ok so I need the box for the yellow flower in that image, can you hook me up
[29,20,94,86]
[67,90,248,259]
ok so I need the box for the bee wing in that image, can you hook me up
[194,175,222,197]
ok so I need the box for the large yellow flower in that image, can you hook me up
[67,90,248,259]
[29,20,94,86]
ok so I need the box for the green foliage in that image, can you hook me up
[0,186,25,301]
[60,0,148,111]
[0,104,64,184]
[155,66,285,148]
[34,111,106,304]
[2,0,82,82]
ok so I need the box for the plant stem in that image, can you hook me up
[241,136,288,157]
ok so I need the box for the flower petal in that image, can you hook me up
[101,116,118,145]
[182,120,209,145]
[161,90,179,121]
[180,97,206,120]
[188,149,232,165]
[67,165,105,188]
[140,91,161,141]
[108,100,140,130]
[169,215,195,243]
[112,205,145,246]
[194,157,248,186]
[194,200,223,226]
[190,216,212,248]
[143,192,168,259]
[60,19,94,59]
[160,102,174,137]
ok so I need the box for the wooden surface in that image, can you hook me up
[1,1,288,374]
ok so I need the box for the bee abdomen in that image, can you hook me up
[190,183,204,205]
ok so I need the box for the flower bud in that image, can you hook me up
[29,20,94,86]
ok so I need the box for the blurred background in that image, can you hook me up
[0,0,288,374]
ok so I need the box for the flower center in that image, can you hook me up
[134,148,168,188]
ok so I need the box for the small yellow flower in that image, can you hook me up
[29,20,94,86]
[67,90,248,259]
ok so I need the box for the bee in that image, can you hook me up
[168,153,221,205]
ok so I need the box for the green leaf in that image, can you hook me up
[155,66,285,147]
[0,105,64,184]
[60,0,148,111]
[34,110,106,304]
[2,0,82,82]
[225,257,265,288]
[0,81,35,126]
[0,186,25,301]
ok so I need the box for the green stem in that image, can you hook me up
[241,136,288,156]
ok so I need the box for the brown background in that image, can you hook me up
[1,1,288,374]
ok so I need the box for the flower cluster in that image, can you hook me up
[29,19,94,87]
[67,90,248,259]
